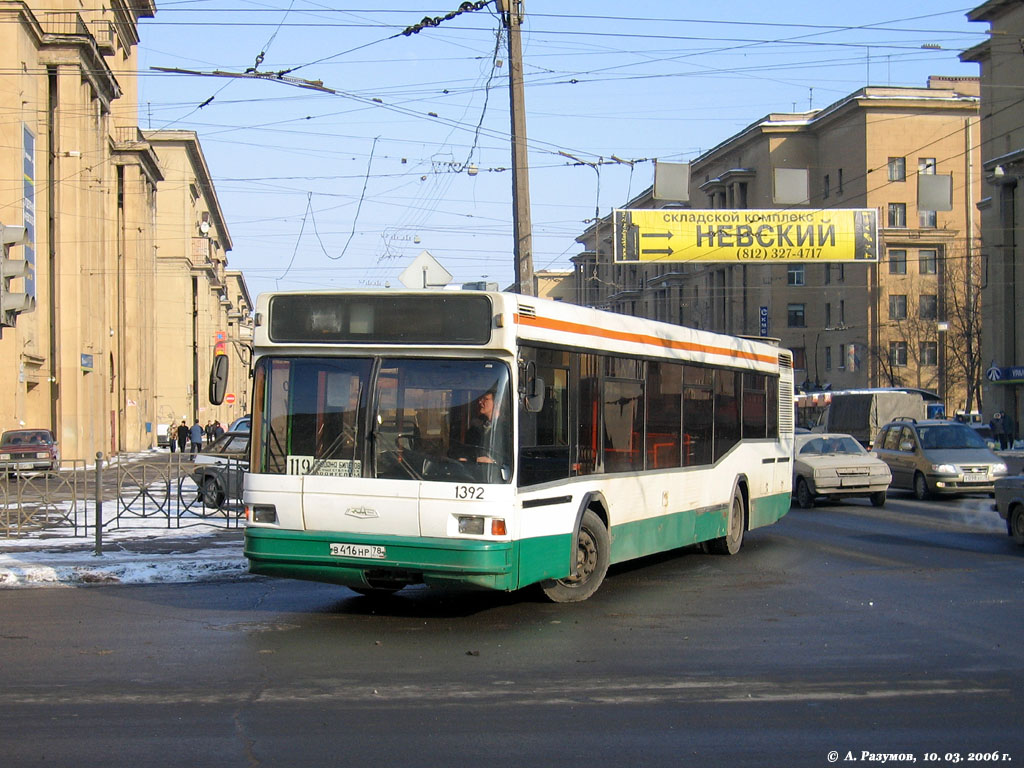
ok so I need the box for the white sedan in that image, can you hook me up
[792,433,892,509]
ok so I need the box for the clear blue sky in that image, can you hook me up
[135,2,987,297]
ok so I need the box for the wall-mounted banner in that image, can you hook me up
[614,208,878,263]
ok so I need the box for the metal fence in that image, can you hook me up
[1,452,245,539]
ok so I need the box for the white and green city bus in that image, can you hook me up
[223,290,794,601]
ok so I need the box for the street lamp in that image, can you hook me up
[937,320,949,416]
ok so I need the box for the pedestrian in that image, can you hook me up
[990,411,1005,450]
[175,420,188,454]
[205,421,214,441]
[167,423,177,453]
[213,420,225,439]
[189,419,204,457]
[1004,412,1016,450]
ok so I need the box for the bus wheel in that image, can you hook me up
[708,489,745,556]
[541,509,610,603]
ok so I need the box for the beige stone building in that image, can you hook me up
[962,0,1024,433]
[0,1,250,459]
[145,130,251,440]
[573,78,982,415]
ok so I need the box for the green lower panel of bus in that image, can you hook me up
[245,527,524,591]
[245,491,790,592]
[589,490,791,566]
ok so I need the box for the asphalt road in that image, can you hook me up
[0,492,1021,768]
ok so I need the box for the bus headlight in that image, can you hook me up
[249,504,277,523]
[458,516,485,535]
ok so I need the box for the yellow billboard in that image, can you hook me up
[614,208,878,263]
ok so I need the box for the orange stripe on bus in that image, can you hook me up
[514,313,779,366]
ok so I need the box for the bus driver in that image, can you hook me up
[458,389,501,464]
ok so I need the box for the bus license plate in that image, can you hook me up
[330,543,387,559]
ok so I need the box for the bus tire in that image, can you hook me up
[708,489,745,556]
[540,509,610,603]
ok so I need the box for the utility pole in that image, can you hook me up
[497,0,534,295]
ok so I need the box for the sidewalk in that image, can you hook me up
[0,525,249,588]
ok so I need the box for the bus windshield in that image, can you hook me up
[253,356,512,484]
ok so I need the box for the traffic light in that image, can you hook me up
[1,222,35,331]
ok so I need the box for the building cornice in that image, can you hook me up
[110,127,164,187]
[1,3,124,107]
[144,130,233,252]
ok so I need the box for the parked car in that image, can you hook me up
[0,429,60,474]
[228,414,250,433]
[191,430,249,507]
[993,475,1024,546]
[872,419,1008,500]
[792,432,891,508]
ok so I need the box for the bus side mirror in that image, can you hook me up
[524,376,545,413]
[209,354,229,405]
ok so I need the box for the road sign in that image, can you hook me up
[225,393,236,405]
[614,208,878,263]
[398,250,453,290]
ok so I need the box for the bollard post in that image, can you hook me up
[94,452,103,556]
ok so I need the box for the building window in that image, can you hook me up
[919,249,938,275]
[792,347,807,371]
[825,303,832,328]
[787,303,806,327]
[825,346,832,371]
[839,300,845,324]
[888,203,907,228]
[888,157,906,182]
[824,264,831,285]
[890,341,908,367]
[920,294,938,320]
[837,168,843,195]
[889,294,908,320]
[839,343,847,370]
[888,249,907,274]
[823,174,830,199]
[919,158,937,175]
[787,264,805,286]
[920,342,938,366]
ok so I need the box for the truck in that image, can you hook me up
[813,390,929,447]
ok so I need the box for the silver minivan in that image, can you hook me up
[872,419,1007,500]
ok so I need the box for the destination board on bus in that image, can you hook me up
[268,293,492,344]
[614,208,878,263]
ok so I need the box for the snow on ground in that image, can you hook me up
[0,523,250,588]
[1,453,250,588]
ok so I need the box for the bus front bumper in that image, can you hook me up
[244,526,517,591]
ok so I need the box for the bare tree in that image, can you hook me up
[944,249,984,415]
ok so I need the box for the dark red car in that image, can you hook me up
[0,429,60,473]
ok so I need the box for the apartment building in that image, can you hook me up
[573,78,982,414]
[0,1,250,459]
[962,0,1024,430]
[145,130,251,435]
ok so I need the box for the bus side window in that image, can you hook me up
[518,347,571,487]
